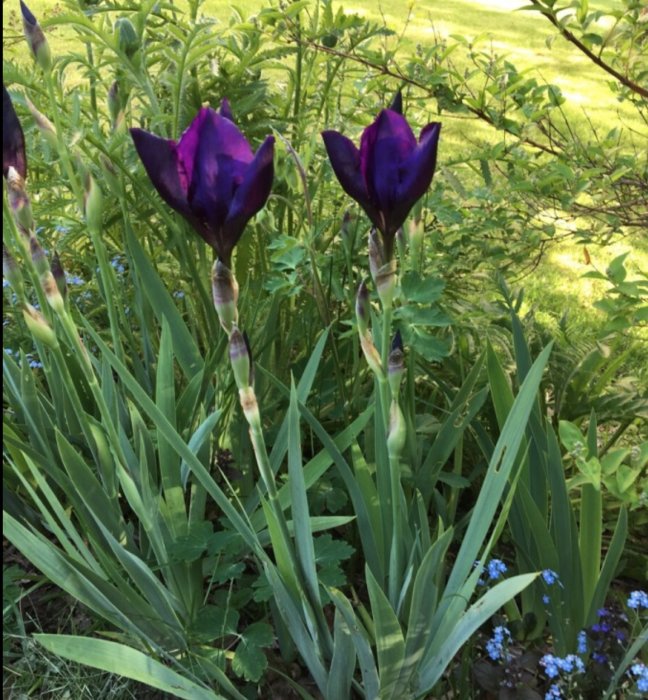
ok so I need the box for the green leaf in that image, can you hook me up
[327,609,356,700]
[365,566,406,699]
[242,621,274,648]
[126,224,202,379]
[34,635,224,700]
[416,575,538,693]
[191,605,240,642]
[232,642,267,682]
[314,534,355,567]
[400,272,445,304]
[288,378,321,609]
[559,420,585,454]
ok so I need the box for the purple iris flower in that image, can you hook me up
[322,96,440,260]
[3,86,27,180]
[130,100,274,266]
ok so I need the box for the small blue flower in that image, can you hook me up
[543,594,551,605]
[593,652,607,664]
[592,621,611,633]
[55,224,70,234]
[3,279,10,289]
[173,290,185,299]
[545,684,562,700]
[542,569,560,586]
[597,608,609,618]
[111,256,126,274]
[559,654,585,674]
[485,625,511,662]
[65,274,85,286]
[629,663,648,693]
[627,590,648,610]
[577,630,587,654]
[4,348,14,355]
[541,654,561,679]
[486,559,508,581]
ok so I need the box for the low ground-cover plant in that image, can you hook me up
[3,1,646,698]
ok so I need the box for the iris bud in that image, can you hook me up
[387,401,406,460]
[387,330,405,397]
[374,259,397,308]
[107,81,120,126]
[355,279,370,336]
[114,18,140,58]
[368,228,384,283]
[29,236,47,273]
[3,245,26,300]
[84,173,103,234]
[25,97,58,150]
[6,167,33,237]
[50,251,68,302]
[212,260,239,334]
[20,1,52,72]
[229,328,253,390]
[23,303,57,347]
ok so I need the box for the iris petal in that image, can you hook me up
[3,86,27,180]
[189,110,254,236]
[361,111,416,231]
[397,122,441,209]
[222,135,275,264]
[322,130,379,227]
[130,128,189,213]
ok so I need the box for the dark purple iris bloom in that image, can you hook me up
[3,86,27,179]
[130,100,274,265]
[322,103,440,260]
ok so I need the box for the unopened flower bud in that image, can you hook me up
[374,259,397,307]
[50,251,67,299]
[25,97,58,150]
[388,330,405,396]
[389,89,403,115]
[387,400,406,460]
[212,259,239,333]
[6,167,33,236]
[359,331,384,379]
[84,173,103,234]
[3,245,26,300]
[229,327,253,390]
[368,228,384,283]
[29,236,49,276]
[107,81,120,126]
[22,303,57,347]
[114,17,140,58]
[239,385,261,428]
[3,86,27,179]
[355,279,370,336]
[20,1,52,72]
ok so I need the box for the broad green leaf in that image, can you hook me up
[34,635,223,700]
[288,378,321,609]
[327,609,356,700]
[417,574,537,693]
[365,566,406,699]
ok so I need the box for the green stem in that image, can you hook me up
[378,301,393,425]
[88,228,126,365]
[44,74,84,211]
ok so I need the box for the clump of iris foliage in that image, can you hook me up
[3,0,647,698]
